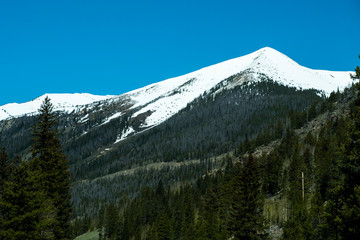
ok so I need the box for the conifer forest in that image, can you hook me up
[1,59,360,240]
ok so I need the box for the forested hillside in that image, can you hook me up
[0,75,326,219]
[73,76,360,240]
[1,61,359,240]
[70,78,329,219]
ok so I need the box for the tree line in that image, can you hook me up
[77,60,360,239]
[0,97,72,239]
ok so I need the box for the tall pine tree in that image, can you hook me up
[318,55,360,239]
[339,55,360,238]
[31,96,72,239]
[229,154,265,240]
[0,160,56,240]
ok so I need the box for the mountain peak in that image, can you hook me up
[0,48,353,124]
[250,47,296,65]
[256,46,280,54]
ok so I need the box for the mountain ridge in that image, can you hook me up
[1,47,355,220]
[0,47,353,135]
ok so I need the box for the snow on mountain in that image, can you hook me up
[122,47,353,130]
[0,47,353,138]
[0,93,114,121]
[248,47,352,94]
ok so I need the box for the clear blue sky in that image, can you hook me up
[1,0,359,105]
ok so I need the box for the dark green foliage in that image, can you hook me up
[0,80,324,218]
[0,80,322,180]
[3,68,359,240]
[351,56,360,80]
[0,147,10,195]
[0,160,55,240]
[262,150,283,196]
[97,205,105,230]
[104,159,265,239]
[316,186,344,240]
[180,188,196,240]
[282,204,310,240]
[342,68,360,193]
[0,98,72,239]
[202,187,221,240]
[336,60,360,239]
[104,203,119,239]
[0,97,73,239]
[229,155,266,240]
[287,144,306,210]
[314,124,342,201]
[154,212,172,240]
[31,97,72,239]
[71,75,359,240]
[315,60,360,240]
[73,79,359,239]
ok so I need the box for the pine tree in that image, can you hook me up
[202,187,221,240]
[31,96,72,239]
[287,145,307,212]
[155,212,172,240]
[0,160,55,240]
[0,147,8,234]
[104,203,119,239]
[318,55,360,239]
[181,188,195,240]
[339,56,360,239]
[229,154,265,240]
[262,150,282,196]
[317,186,343,240]
[0,147,10,195]
[97,205,105,235]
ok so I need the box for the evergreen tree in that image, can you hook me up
[0,147,10,195]
[0,147,8,234]
[317,186,343,240]
[31,96,72,239]
[339,56,360,239]
[0,160,56,240]
[318,55,360,239]
[172,192,184,240]
[97,205,105,235]
[104,203,119,239]
[181,188,195,240]
[287,144,306,212]
[262,150,282,196]
[229,154,265,240]
[202,187,221,240]
[154,212,172,240]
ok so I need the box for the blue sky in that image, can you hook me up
[0,0,359,105]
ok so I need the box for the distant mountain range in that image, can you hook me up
[0,47,354,217]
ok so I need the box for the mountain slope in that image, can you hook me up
[0,47,352,140]
[0,47,355,219]
[103,47,353,138]
[0,93,114,121]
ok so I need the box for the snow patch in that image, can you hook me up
[100,112,123,126]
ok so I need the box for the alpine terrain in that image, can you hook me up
[1,47,357,239]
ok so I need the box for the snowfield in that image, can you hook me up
[0,93,114,121]
[122,47,353,128]
[0,47,353,138]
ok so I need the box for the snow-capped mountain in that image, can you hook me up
[0,93,114,121]
[1,46,357,188]
[122,47,352,129]
[0,47,353,137]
